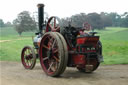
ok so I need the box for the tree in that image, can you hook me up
[87,13,103,29]
[60,13,104,30]
[5,21,12,27]
[0,19,4,27]
[121,12,128,27]
[60,18,70,27]
[100,12,112,28]
[108,12,121,27]
[13,11,37,35]
[71,13,88,27]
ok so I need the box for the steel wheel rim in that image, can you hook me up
[21,47,34,69]
[46,16,60,32]
[40,33,60,75]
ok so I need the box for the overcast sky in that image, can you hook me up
[0,0,127,22]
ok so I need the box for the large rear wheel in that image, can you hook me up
[77,58,100,73]
[77,41,102,73]
[39,32,68,77]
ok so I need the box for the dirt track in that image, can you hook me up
[0,61,128,85]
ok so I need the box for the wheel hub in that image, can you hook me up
[47,49,52,59]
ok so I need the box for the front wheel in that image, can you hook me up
[21,46,36,69]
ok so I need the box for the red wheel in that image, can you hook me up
[77,41,102,73]
[56,32,68,74]
[39,32,68,77]
[46,16,60,32]
[21,46,36,69]
[77,58,100,73]
[96,41,103,62]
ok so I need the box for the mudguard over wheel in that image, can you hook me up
[21,46,36,69]
[39,32,68,77]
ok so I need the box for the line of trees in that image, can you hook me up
[0,11,128,35]
[60,12,128,30]
[0,19,12,27]
[0,11,37,36]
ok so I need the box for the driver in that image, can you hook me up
[83,22,91,31]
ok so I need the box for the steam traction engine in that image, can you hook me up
[21,4,103,77]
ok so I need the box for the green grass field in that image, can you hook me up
[96,27,128,64]
[0,27,35,61]
[0,27,128,65]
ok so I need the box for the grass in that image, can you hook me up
[0,27,36,40]
[0,27,128,65]
[0,39,33,61]
[96,27,128,65]
[0,27,34,61]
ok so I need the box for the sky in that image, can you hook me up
[0,0,128,23]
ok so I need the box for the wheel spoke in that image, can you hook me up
[48,62,54,72]
[25,49,28,55]
[53,56,59,62]
[24,51,27,56]
[27,60,29,66]
[52,62,57,71]
[49,37,54,43]
[56,26,60,31]
[43,57,49,61]
[27,49,29,55]
[53,49,58,53]
[29,57,32,64]
[42,45,50,50]
[48,37,54,50]
[52,39,56,49]
[28,50,32,54]
[26,49,29,56]
[48,23,53,31]
[24,52,27,58]
[54,18,56,28]
[47,36,51,40]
